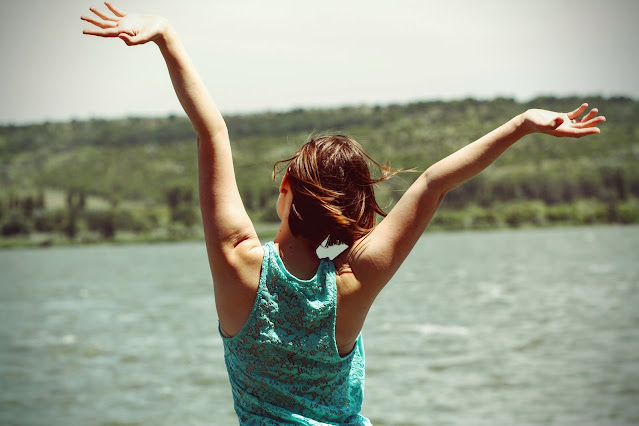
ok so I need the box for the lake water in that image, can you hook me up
[1,226,638,425]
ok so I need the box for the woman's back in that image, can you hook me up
[216,239,381,358]
[222,242,370,425]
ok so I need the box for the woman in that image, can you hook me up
[82,3,605,424]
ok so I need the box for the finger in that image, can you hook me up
[571,116,606,128]
[105,2,126,18]
[81,15,117,29]
[579,108,598,122]
[83,27,121,37]
[90,7,118,21]
[567,103,588,120]
[571,127,601,137]
[559,126,602,138]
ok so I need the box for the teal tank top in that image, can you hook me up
[220,242,371,425]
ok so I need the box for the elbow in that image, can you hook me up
[421,168,448,204]
[196,125,229,151]
[213,124,229,140]
[191,112,228,141]
[198,123,228,142]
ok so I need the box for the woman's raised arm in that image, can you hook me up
[345,104,606,296]
[82,3,261,284]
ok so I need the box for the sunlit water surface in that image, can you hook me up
[1,226,638,425]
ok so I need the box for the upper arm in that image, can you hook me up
[342,170,445,296]
[196,131,263,336]
[196,130,260,277]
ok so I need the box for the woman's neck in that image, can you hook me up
[273,223,321,280]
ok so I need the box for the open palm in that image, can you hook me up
[81,2,167,45]
[525,103,606,138]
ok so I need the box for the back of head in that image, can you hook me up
[274,134,396,247]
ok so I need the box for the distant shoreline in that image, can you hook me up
[2,221,637,250]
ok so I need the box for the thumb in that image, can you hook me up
[549,116,564,129]
[118,33,136,45]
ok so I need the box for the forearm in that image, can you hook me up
[155,25,226,139]
[153,24,248,247]
[424,112,532,196]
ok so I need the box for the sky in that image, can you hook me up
[1,0,638,125]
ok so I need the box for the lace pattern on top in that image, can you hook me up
[220,242,370,425]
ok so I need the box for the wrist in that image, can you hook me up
[517,110,537,137]
[152,18,173,48]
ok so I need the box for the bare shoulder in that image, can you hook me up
[335,174,444,297]
[212,237,264,337]
[332,252,374,350]
[228,236,264,269]
[332,254,361,296]
[331,231,414,347]
[336,234,394,296]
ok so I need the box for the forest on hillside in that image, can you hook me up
[1,95,638,247]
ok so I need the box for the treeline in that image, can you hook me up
[0,187,200,245]
[1,95,638,246]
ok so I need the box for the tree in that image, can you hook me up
[166,186,196,226]
[64,190,86,240]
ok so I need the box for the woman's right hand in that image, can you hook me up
[523,103,606,138]
[81,2,168,46]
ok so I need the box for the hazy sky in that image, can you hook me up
[1,0,637,124]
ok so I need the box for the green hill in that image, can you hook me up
[1,96,638,246]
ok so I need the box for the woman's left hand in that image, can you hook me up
[81,2,168,46]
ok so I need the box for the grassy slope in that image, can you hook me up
[1,95,638,245]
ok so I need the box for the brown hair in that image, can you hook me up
[273,134,397,247]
